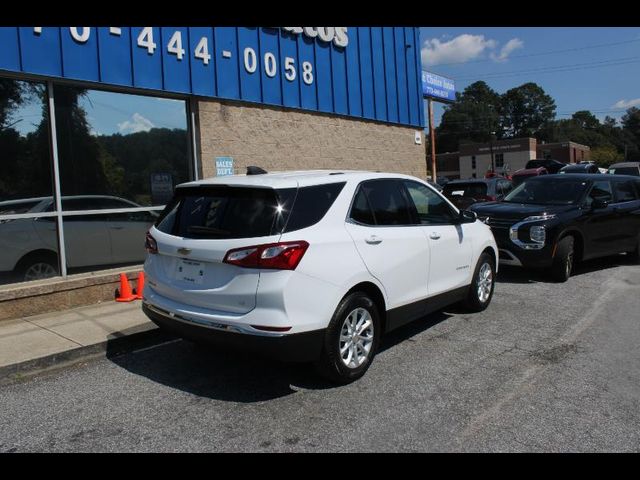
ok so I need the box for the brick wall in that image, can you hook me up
[196,99,427,179]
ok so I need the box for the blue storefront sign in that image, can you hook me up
[422,71,456,102]
[215,157,234,176]
[0,27,425,128]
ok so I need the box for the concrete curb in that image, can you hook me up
[0,324,176,386]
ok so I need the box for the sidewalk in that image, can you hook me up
[0,300,169,383]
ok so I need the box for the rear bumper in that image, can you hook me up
[142,302,325,362]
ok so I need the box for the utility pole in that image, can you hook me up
[428,98,437,181]
[489,131,496,175]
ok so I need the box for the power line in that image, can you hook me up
[427,37,640,67]
[455,56,640,81]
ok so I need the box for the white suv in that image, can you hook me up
[142,170,498,383]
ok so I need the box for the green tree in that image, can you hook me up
[590,145,624,168]
[500,82,556,138]
[435,81,501,153]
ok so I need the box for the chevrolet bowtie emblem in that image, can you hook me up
[177,247,192,255]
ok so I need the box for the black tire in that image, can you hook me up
[314,292,381,384]
[15,252,59,282]
[463,252,495,312]
[551,236,574,283]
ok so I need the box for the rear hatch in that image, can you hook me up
[147,184,296,314]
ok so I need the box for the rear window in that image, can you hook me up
[0,200,42,215]
[155,182,345,239]
[443,183,487,198]
[609,166,639,176]
[156,186,291,239]
[526,160,543,169]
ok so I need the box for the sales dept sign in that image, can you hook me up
[216,157,234,176]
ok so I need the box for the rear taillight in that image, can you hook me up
[223,241,309,270]
[486,195,497,201]
[145,232,158,254]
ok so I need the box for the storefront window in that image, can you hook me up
[53,86,189,272]
[0,77,60,285]
[53,86,190,209]
[0,78,192,285]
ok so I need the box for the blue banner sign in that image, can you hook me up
[215,157,234,176]
[422,71,456,102]
[0,27,425,128]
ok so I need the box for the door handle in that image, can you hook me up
[365,235,383,245]
[429,232,441,240]
[109,226,125,230]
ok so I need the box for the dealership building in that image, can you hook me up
[428,137,591,180]
[0,27,426,318]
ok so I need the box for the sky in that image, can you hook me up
[419,27,640,128]
[14,90,187,137]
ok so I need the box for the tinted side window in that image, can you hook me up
[358,180,413,226]
[283,183,346,232]
[614,181,638,203]
[586,181,613,206]
[350,187,376,225]
[404,180,457,225]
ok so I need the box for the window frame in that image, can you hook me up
[0,72,197,283]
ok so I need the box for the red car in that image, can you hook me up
[511,166,548,186]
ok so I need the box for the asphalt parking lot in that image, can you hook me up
[1,255,639,452]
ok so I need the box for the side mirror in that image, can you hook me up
[458,210,477,224]
[591,198,609,210]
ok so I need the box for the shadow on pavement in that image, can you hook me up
[497,253,634,285]
[106,309,455,402]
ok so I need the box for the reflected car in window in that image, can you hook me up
[0,196,158,283]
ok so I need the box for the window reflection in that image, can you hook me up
[0,78,53,202]
[54,86,189,209]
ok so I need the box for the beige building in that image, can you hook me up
[459,137,537,179]
[197,99,426,180]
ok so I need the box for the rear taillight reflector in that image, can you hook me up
[145,232,158,254]
[223,241,309,270]
[251,325,292,332]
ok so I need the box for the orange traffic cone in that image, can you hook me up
[115,273,136,302]
[134,272,145,300]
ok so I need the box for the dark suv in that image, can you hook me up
[442,177,513,209]
[525,159,567,174]
[470,174,640,282]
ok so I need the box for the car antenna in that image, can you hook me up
[246,166,268,175]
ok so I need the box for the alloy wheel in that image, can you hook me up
[477,262,493,303]
[339,307,375,369]
[24,262,57,281]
